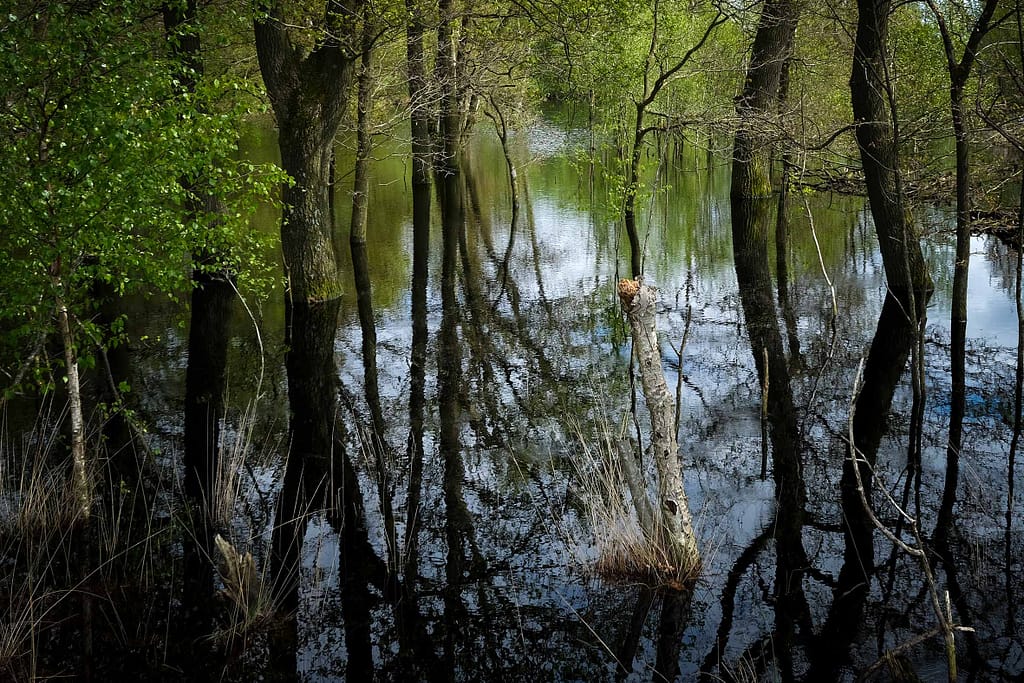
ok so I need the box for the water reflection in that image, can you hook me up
[180,274,235,668]
[695,183,810,681]
[27,117,1023,680]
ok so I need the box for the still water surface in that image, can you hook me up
[120,113,1024,681]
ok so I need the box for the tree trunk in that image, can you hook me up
[456,12,478,149]
[163,7,233,660]
[399,178,433,678]
[256,20,359,650]
[350,35,373,247]
[489,101,519,233]
[731,0,799,202]
[850,0,932,306]
[617,279,699,576]
[254,4,361,302]
[927,0,1000,540]
[277,119,344,302]
[486,98,520,298]
[732,196,803,499]
[406,0,433,187]
[55,287,90,521]
[731,0,801,491]
[774,57,802,368]
[942,85,970,541]
[349,23,399,571]
[436,0,461,173]
[624,103,645,278]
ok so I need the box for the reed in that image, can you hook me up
[568,414,698,589]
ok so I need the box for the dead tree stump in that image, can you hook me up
[618,278,700,579]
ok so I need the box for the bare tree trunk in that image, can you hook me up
[617,279,699,576]
[623,102,646,278]
[923,0,1000,541]
[486,99,519,233]
[55,287,90,521]
[485,97,520,300]
[849,0,933,578]
[254,0,361,302]
[406,0,432,187]
[436,0,460,172]
[349,22,399,573]
[774,57,802,369]
[850,0,932,307]
[350,32,373,247]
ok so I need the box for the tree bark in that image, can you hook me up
[850,0,932,306]
[731,0,799,202]
[55,286,90,521]
[254,1,362,302]
[617,279,699,576]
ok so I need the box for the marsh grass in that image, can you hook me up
[0,407,89,678]
[174,401,290,648]
[567,414,701,589]
[0,401,196,678]
[212,401,273,533]
[0,559,78,680]
[1,407,86,540]
[187,405,345,653]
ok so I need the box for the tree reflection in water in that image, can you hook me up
[19,121,1024,680]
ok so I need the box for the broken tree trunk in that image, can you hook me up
[618,278,700,578]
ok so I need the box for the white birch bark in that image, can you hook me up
[55,288,91,522]
[618,279,699,575]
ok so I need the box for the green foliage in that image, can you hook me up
[536,2,739,239]
[785,7,857,161]
[891,4,951,142]
[531,1,741,117]
[0,2,285,392]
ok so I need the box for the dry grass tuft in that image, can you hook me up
[1,413,87,539]
[568,415,699,589]
[3,463,83,539]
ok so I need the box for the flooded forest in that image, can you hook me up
[3,0,1024,681]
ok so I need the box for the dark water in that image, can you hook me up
[9,113,1024,681]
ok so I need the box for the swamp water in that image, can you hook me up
[9,114,1024,681]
